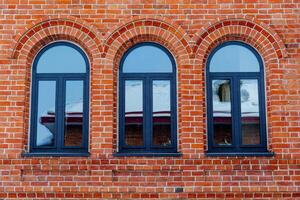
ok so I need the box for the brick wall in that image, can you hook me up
[0,1,299,199]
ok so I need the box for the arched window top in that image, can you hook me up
[208,42,261,72]
[121,43,174,73]
[35,42,88,73]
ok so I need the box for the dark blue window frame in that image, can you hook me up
[26,42,90,157]
[117,42,179,156]
[206,41,272,157]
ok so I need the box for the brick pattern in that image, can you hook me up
[0,1,299,199]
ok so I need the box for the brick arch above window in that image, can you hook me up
[112,34,183,70]
[103,17,193,63]
[192,18,287,61]
[11,17,102,61]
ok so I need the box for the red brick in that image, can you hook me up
[0,1,298,199]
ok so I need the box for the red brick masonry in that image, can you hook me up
[0,1,299,199]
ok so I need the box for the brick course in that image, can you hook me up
[0,0,299,199]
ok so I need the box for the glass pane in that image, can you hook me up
[125,80,143,146]
[152,80,171,146]
[123,45,173,73]
[241,79,260,145]
[36,81,56,147]
[212,80,232,146]
[36,44,86,73]
[64,81,84,147]
[210,44,260,72]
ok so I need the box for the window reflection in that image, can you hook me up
[123,45,173,73]
[125,80,143,146]
[37,81,56,147]
[212,80,232,146]
[152,80,171,146]
[241,79,260,145]
[210,44,260,72]
[64,81,83,147]
[36,44,86,73]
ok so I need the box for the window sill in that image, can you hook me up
[22,152,90,157]
[113,152,182,157]
[205,151,274,157]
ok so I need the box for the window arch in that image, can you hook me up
[118,42,178,155]
[29,41,89,156]
[206,41,270,156]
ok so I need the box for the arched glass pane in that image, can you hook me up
[209,44,260,72]
[122,44,173,73]
[36,44,87,73]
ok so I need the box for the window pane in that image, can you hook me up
[210,44,260,72]
[212,80,232,146]
[36,44,86,73]
[125,80,143,146]
[36,81,56,147]
[241,79,260,145]
[152,80,171,146]
[64,81,84,147]
[123,45,173,73]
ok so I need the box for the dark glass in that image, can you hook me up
[210,44,260,72]
[123,45,173,73]
[125,80,143,146]
[212,80,232,146]
[36,45,86,73]
[36,81,56,147]
[240,79,261,145]
[152,80,171,146]
[64,81,84,147]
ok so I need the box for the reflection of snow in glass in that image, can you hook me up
[36,81,55,146]
[37,101,83,146]
[125,81,143,116]
[37,111,54,146]
[125,80,170,117]
[240,80,259,117]
[65,101,83,113]
[213,80,259,117]
[153,81,170,115]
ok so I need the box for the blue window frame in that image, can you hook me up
[118,42,178,155]
[206,41,271,156]
[28,42,89,156]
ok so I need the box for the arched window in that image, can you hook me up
[118,42,178,155]
[206,41,270,156]
[29,42,89,156]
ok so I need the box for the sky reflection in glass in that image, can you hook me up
[37,45,86,73]
[36,81,56,147]
[210,44,260,72]
[123,45,173,73]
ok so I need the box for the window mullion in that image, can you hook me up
[232,76,241,151]
[144,77,151,150]
[56,77,65,151]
